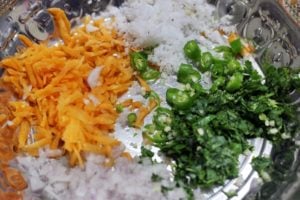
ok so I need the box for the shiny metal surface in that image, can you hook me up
[217,0,300,69]
[0,0,124,58]
[0,0,298,200]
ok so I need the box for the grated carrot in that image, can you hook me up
[134,99,158,128]
[241,43,255,56]
[228,32,238,43]
[18,34,34,47]
[48,8,71,44]
[1,9,134,166]
[2,166,27,190]
[121,99,133,107]
[18,121,30,148]
[131,101,143,109]
[136,75,151,92]
[0,114,7,124]
[0,191,23,200]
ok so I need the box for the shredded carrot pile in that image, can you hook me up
[1,8,134,167]
[0,82,26,199]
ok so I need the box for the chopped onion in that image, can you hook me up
[86,24,99,32]
[87,67,102,89]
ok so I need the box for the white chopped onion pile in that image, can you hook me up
[103,0,234,74]
[17,151,189,200]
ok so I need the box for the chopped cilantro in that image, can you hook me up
[141,146,154,158]
[143,40,300,196]
[151,173,163,182]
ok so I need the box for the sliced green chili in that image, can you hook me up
[211,76,226,91]
[166,88,194,110]
[144,90,160,101]
[211,59,226,77]
[226,59,242,75]
[127,113,137,127]
[153,107,173,130]
[184,40,201,61]
[141,68,161,81]
[130,52,148,73]
[177,64,201,84]
[143,124,165,144]
[143,124,157,135]
[214,45,232,53]
[191,83,206,95]
[200,52,214,72]
[226,72,244,92]
[116,104,124,113]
